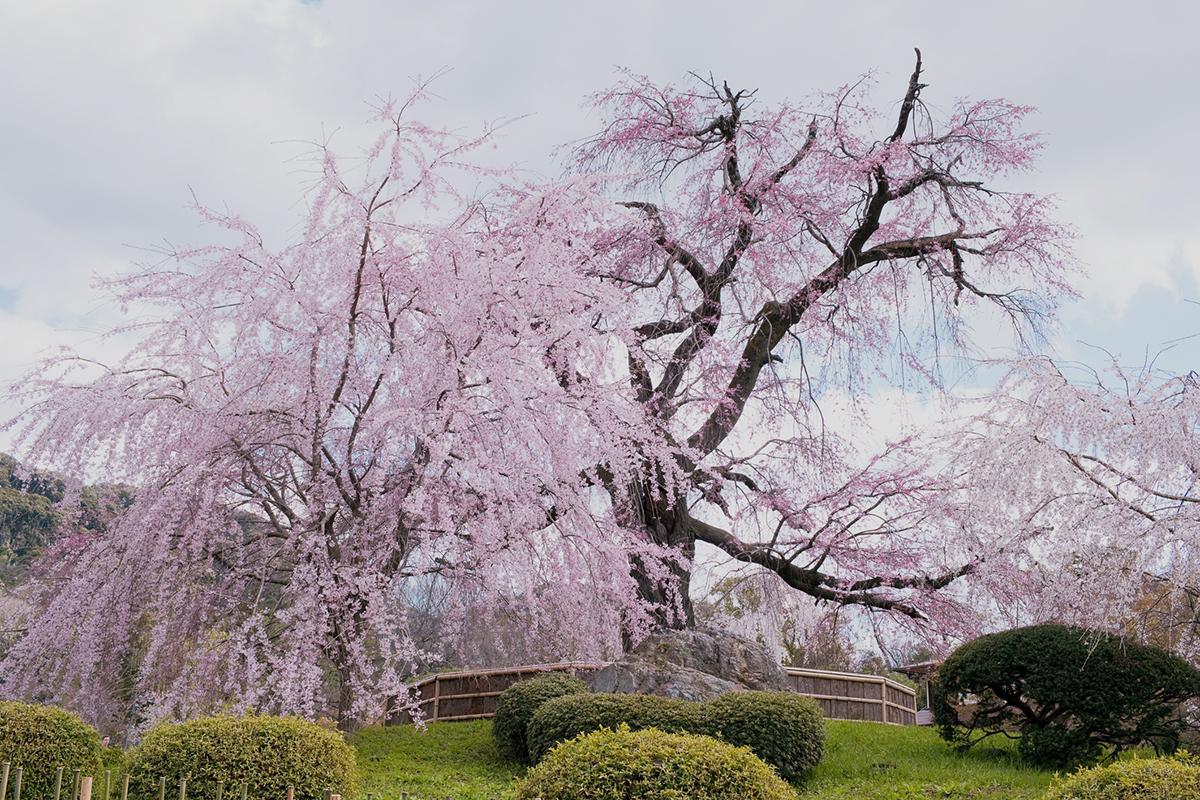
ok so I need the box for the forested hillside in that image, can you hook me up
[0,454,133,585]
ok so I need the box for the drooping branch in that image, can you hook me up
[689,517,974,620]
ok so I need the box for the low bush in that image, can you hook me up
[0,701,103,800]
[932,624,1200,768]
[527,690,826,780]
[1043,756,1200,799]
[709,690,825,782]
[491,672,589,764]
[512,725,797,800]
[526,693,705,764]
[125,716,357,800]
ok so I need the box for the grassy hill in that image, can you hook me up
[350,718,1057,800]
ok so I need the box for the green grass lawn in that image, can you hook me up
[803,721,1053,799]
[350,718,1059,800]
[350,720,517,800]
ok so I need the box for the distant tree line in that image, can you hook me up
[0,453,132,586]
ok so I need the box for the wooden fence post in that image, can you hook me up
[285,786,293,800]
[79,777,92,800]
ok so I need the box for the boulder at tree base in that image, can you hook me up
[587,628,789,701]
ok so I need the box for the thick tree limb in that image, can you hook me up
[689,517,973,619]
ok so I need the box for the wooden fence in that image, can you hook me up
[0,766,348,800]
[387,662,917,726]
[784,668,916,726]
[386,662,604,725]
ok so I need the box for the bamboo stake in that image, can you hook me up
[216,780,223,800]
[120,774,129,800]
[72,769,81,800]
[104,771,111,800]
[239,784,246,800]
[157,776,166,800]
[1,761,9,800]
[10,767,19,800]
[178,777,186,800]
[53,767,63,800]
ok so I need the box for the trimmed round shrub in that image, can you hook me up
[0,701,103,800]
[526,693,706,765]
[512,725,797,800]
[708,691,825,782]
[492,672,589,764]
[1043,756,1200,800]
[932,624,1200,769]
[125,716,357,800]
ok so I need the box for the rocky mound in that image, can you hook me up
[586,628,790,702]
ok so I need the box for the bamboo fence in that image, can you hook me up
[386,662,603,725]
[387,663,917,726]
[0,766,348,800]
[783,668,917,726]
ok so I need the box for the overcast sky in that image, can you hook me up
[1,0,1197,447]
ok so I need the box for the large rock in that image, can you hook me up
[587,659,742,702]
[585,628,790,702]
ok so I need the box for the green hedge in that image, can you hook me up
[125,716,357,800]
[526,693,707,765]
[491,673,589,764]
[526,690,825,781]
[708,690,825,782]
[1043,756,1200,799]
[512,725,797,800]
[0,701,103,800]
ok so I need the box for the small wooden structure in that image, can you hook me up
[894,660,938,725]
[388,662,917,726]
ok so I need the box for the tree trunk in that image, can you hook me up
[335,661,360,733]
[623,479,695,647]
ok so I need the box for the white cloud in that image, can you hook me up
[2,0,1198,448]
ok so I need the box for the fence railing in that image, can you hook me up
[387,662,917,726]
[783,668,917,726]
[0,766,347,800]
[386,662,604,725]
